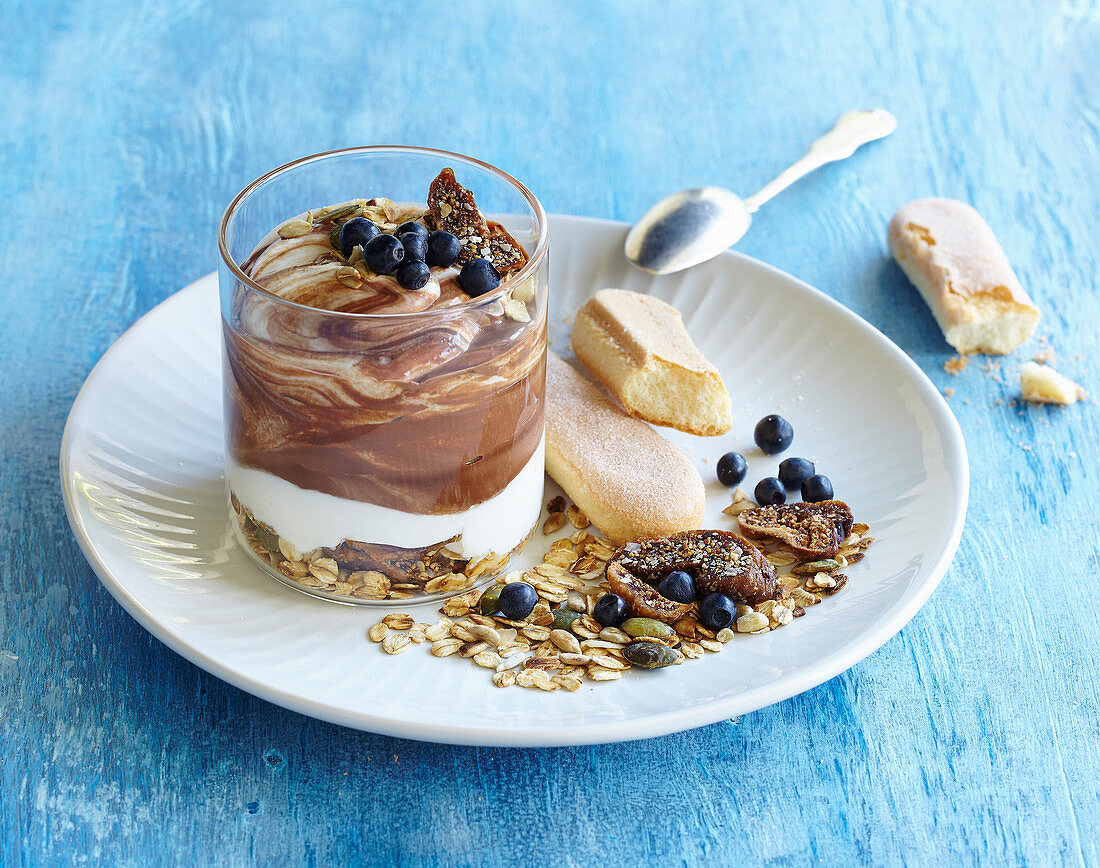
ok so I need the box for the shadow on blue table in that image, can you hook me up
[861,257,954,360]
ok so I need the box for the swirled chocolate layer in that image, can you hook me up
[224,206,545,515]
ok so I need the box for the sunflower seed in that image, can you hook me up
[277,218,313,238]
[736,612,769,633]
[550,630,582,654]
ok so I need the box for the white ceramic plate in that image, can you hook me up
[61,215,968,747]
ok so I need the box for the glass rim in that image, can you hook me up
[217,145,549,320]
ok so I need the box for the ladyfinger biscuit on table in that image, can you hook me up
[571,288,732,436]
[544,351,706,543]
[888,198,1040,354]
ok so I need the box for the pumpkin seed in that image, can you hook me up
[793,559,839,575]
[479,584,504,615]
[254,525,280,553]
[551,607,582,631]
[623,642,678,669]
[315,201,361,223]
[621,618,676,641]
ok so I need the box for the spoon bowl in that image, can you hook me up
[624,186,751,274]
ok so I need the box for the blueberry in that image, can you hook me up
[716,451,748,487]
[396,260,431,291]
[396,221,429,240]
[754,414,794,455]
[801,474,834,503]
[498,581,538,620]
[754,477,786,506]
[400,231,427,262]
[338,217,380,258]
[426,230,462,267]
[656,570,695,603]
[699,592,736,631]
[458,258,500,297]
[593,593,629,627]
[778,457,815,490]
[362,233,405,275]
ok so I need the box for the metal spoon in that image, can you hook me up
[625,109,898,274]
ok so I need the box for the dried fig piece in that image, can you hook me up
[427,168,528,276]
[607,560,690,623]
[737,500,854,559]
[327,536,464,580]
[482,221,527,275]
[607,530,779,622]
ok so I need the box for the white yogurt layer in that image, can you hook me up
[226,438,545,557]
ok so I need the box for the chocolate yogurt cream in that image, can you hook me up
[223,170,546,599]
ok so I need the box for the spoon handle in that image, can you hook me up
[742,109,897,213]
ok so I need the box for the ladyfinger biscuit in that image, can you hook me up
[544,351,706,542]
[888,198,1040,354]
[571,288,732,436]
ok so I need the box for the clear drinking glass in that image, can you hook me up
[218,147,549,604]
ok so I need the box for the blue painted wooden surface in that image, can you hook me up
[3,0,1098,864]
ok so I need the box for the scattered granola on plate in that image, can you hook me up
[367,495,874,692]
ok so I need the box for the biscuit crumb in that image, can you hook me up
[1032,348,1056,364]
[943,387,956,397]
[944,355,969,375]
[1020,362,1085,405]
